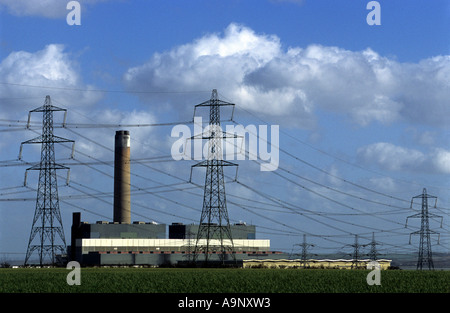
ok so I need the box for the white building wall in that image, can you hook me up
[77,238,270,254]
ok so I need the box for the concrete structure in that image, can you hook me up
[113,130,131,224]
[243,259,392,270]
[70,212,286,266]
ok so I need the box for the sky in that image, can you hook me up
[0,0,449,263]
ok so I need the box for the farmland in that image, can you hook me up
[0,268,448,293]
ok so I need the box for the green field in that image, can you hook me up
[0,268,448,293]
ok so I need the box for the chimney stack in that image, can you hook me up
[113,130,131,224]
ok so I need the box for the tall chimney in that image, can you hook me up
[114,130,131,224]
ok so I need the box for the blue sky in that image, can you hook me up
[0,0,449,262]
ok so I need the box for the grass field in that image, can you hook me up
[0,268,448,293]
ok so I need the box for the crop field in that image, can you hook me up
[0,268,449,293]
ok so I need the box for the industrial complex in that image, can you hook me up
[69,129,287,267]
[68,129,391,268]
[22,95,393,269]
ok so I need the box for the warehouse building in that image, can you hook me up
[243,258,392,269]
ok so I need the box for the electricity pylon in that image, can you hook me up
[346,234,367,269]
[21,96,74,266]
[368,232,380,261]
[406,188,443,270]
[293,234,314,268]
[191,89,238,265]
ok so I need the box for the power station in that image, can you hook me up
[15,93,428,270]
[70,128,286,266]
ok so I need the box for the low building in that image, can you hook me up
[243,258,392,269]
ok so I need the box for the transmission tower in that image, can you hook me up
[191,89,238,265]
[182,230,196,264]
[368,232,380,261]
[347,235,366,269]
[406,188,443,270]
[293,234,314,268]
[20,95,74,266]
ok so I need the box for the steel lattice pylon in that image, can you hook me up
[294,234,314,268]
[406,188,443,270]
[21,95,74,266]
[191,89,238,265]
[368,232,380,261]
[344,234,367,269]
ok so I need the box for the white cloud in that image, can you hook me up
[431,148,450,174]
[0,44,102,113]
[123,23,315,127]
[0,0,66,18]
[369,177,397,192]
[357,142,425,171]
[0,43,161,165]
[358,142,450,174]
[123,23,450,129]
[0,0,109,18]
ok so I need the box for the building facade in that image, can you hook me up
[70,213,286,266]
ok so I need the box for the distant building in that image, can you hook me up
[243,258,392,269]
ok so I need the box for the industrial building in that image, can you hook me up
[69,130,287,266]
[70,215,285,266]
[243,259,392,269]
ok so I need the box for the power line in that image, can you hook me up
[3,94,448,257]
[40,122,442,249]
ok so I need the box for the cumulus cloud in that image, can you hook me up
[358,142,450,174]
[0,43,161,164]
[123,23,315,127]
[123,23,450,129]
[0,44,102,113]
[431,148,450,174]
[357,142,425,171]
